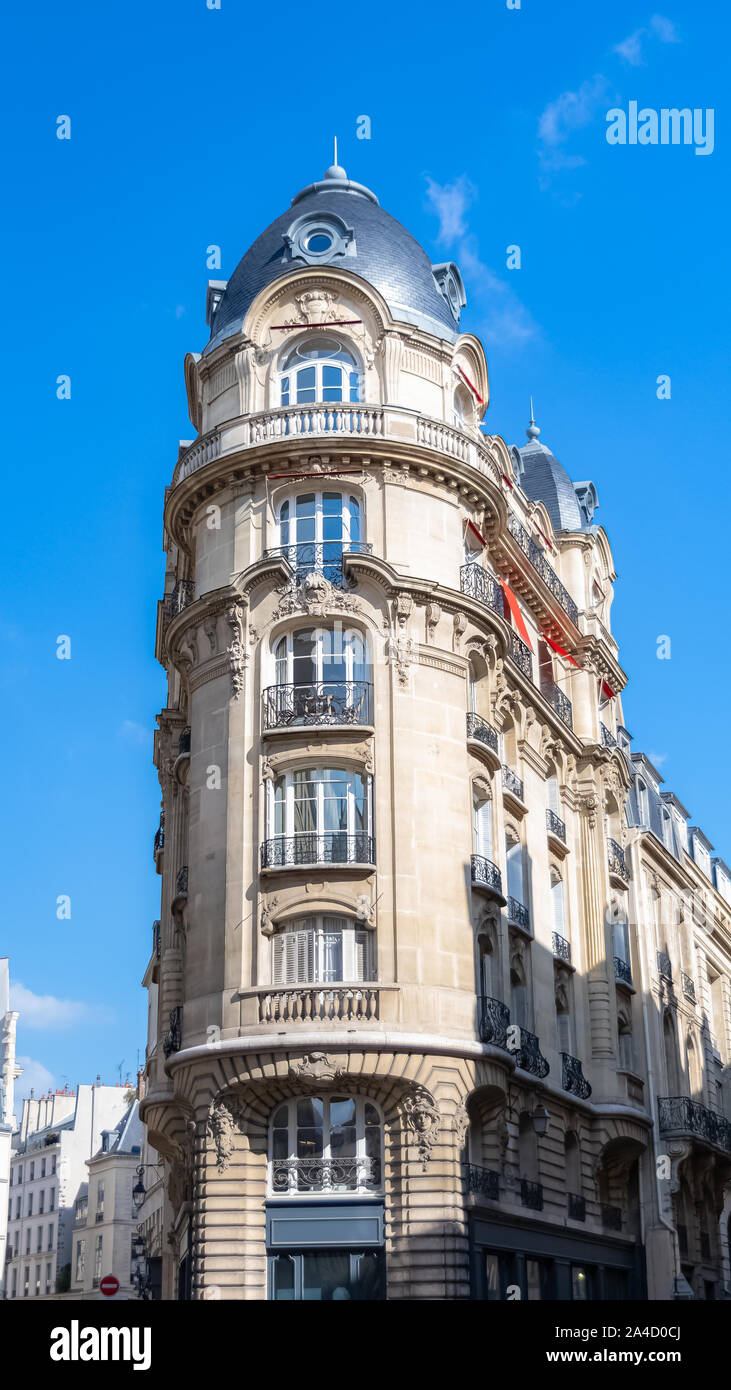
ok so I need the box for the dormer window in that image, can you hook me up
[280,336,361,407]
[432,262,466,325]
[282,211,355,265]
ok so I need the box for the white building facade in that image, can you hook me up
[140,160,731,1301]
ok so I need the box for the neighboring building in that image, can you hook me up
[67,1100,143,1300]
[5,1083,130,1299]
[140,158,731,1301]
[0,959,21,1296]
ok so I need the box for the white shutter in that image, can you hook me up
[354,931,369,982]
[296,924,314,983]
[272,934,285,985]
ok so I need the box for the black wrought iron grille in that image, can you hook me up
[470,855,503,893]
[479,996,511,1049]
[261,832,376,869]
[466,712,499,753]
[264,541,372,588]
[263,681,372,730]
[459,564,501,612]
[561,1052,592,1100]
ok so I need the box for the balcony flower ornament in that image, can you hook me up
[402,1085,440,1170]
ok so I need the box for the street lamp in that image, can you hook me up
[132,1169,146,1211]
[531,1107,550,1137]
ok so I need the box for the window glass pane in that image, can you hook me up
[292,628,317,685]
[349,372,361,403]
[485,1252,501,1300]
[322,366,342,387]
[296,386,316,403]
[280,376,289,406]
[271,1255,296,1301]
[273,779,285,836]
[348,496,361,541]
[292,771,317,834]
[318,929,342,982]
[296,365,316,389]
[302,1251,350,1301]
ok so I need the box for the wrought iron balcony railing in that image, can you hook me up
[502,764,524,801]
[175,866,188,897]
[263,681,372,731]
[465,1164,499,1200]
[264,541,372,588]
[258,986,380,1026]
[561,1052,592,1100]
[153,818,164,857]
[459,563,501,613]
[470,855,503,894]
[466,712,499,754]
[657,950,672,982]
[601,1203,622,1231]
[509,1027,550,1079]
[162,1006,182,1058]
[658,1096,731,1152]
[546,808,566,843]
[544,680,573,730]
[152,921,161,961]
[508,897,530,931]
[608,838,630,882]
[567,1192,586,1222]
[520,1179,544,1211]
[261,832,376,870]
[178,727,191,755]
[681,971,696,1002]
[614,956,632,986]
[479,995,511,1049]
[507,512,579,626]
[552,932,571,964]
[508,631,533,681]
[600,722,617,749]
[270,1156,381,1196]
[677,1223,688,1256]
[167,579,196,618]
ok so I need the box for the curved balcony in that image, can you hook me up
[608,838,630,885]
[508,631,533,682]
[561,1052,592,1100]
[466,712,501,770]
[614,955,632,986]
[166,579,195,618]
[479,995,511,1049]
[470,855,505,902]
[658,1096,731,1153]
[261,832,376,871]
[264,541,373,589]
[460,564,501,613]
[263,681,372,732]
[507,897,530,932]
[466,1165,499,1199]
[552,931,571,964]
[544,680,573,731]
[508,1027,549,1079]
[162,1006,182,1059]
[172,405,504,491]
[506,511,579,626]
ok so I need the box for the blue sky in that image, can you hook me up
[1,0,728,1102]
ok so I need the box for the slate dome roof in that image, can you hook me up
[204,163,461,354]
[514,413,598,533]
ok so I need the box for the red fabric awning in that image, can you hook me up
[500,577,533,651]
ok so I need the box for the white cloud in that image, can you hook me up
[425,175,476,243]
[613,14,681,66]
[538,75,612,148]
[14,1056,55,1102]
[119,719,149,746]
[648,752,668,767]
[424,178,538,346]
[10,983,94,1030]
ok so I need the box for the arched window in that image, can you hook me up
[473,787,493,860]
[550,868,567,941]
[279,335,362,407]
[518,1111,539,1183]
[278,491,363,583]
[269,1096,382,1195]
[617,1007,634,1071]
[269,626,370,726]
[267,767,373,866]
[565,1131,582,1195]
[272,915,372,985]
[663,1010,682,1094]
[505,828,525,907]
[453,382,474,430]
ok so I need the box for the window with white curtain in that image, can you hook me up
[271,769,371,841]
[269,1095,382,1196]
[272,916,372,984]
[473,790,493,859]
[505,830,525,904]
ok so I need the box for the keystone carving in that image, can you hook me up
[288,1053,345,1082]
[274,572,361,620]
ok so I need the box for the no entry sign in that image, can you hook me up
[99,1274,120,1297]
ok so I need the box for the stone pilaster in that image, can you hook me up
[577,791,614,1062]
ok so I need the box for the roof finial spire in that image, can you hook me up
[334,135,338,166]
[324,136,347,182]
[526,396,540,442]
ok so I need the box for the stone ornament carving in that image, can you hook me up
[354,741,375,774]
[260,897,279,936]
[425,602,441,644]
[452,612,467,653]
[274,571,361,620]
[167,1119,196,1213]
[207,1096,248,1172]
[578,792,600,828]
[402,1085,440,1169]
[225,602,246,700]
[355,893,376,926]
[496,1113,510,1171]
[261,757,275,783]
[393,594,413,629]
[453,1103,470,1148]
[387,633,413,688]
[288,1053,346,1081]
[203,617,219,654]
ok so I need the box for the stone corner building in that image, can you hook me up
[140,160,731,1302]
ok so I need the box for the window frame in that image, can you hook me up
[271,914,373,986]
[268,1095,383,1198]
